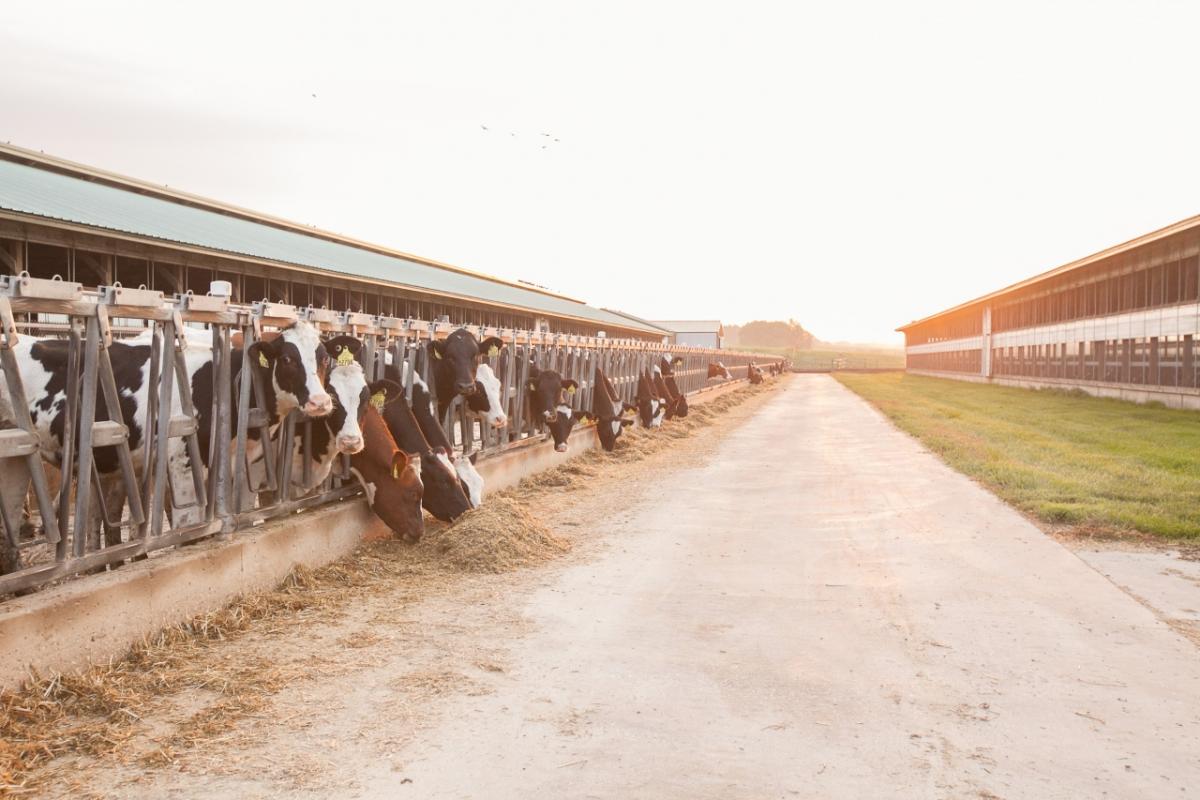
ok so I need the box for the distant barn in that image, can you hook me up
[898,216,1200,409]
[649,320,725,349]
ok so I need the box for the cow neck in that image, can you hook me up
[380,393,435,458]
[354,405,398,478]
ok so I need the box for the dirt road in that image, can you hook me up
[57,375,1200,799]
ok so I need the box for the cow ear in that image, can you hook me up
[672,356,684,367]
[248,339,276,370]
[430,339,445,360]
[561,379,578,395]
[368,379,403,409]
[390,450,411,480]
[479,337,504,358]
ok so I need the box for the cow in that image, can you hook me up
[525,362,580,452]
[350,406,424,542]
[653,355,688,419]
[748,362,764,385]
[384,357,477,520]
[707,362,734,381]
[636,369,667,428]
[427,329,505,419]
[0,321,332,524]
[591,367,637,451]
[533,362,583,451]
[464,362,508,430]
[281,336,403,493]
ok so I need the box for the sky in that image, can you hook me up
[3,1,1200,345]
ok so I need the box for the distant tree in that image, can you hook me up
[737,319,815,349]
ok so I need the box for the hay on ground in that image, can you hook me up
[420,496,570,574]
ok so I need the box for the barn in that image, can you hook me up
[649,320,725,349]
[0,144,663,340]
[898,216,1200,409]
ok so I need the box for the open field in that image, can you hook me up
[836,372,1200,538]
[740,345,904,370]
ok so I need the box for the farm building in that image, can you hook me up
[898,215,1200,409]
[0,144,664,340]
[649,320,725,348]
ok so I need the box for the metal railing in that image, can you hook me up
[0,276,766,596]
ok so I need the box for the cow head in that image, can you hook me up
[526,364,578,428]
[636,371,666,428]
[465,362,508,429]
[708,362,733,381]
[748,362,764,384]
[421,450,473,521]
[659,354,684,376]
[323,338,403,454]
[250,320,333,417]
[547,408,593,452]
[352,408,425,542]
[429,329,505,397]
[455,451,484,508]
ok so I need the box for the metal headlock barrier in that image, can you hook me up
[0,276,769,596]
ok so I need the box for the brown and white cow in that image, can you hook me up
[707,362,734,381]
[352,406,424,542]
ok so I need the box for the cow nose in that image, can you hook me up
[305,393,333,416]
[337,435,364,453]
[544,410,557,422]
[455,382,476,395]
[492,414,509,429]
[554,442,568,453]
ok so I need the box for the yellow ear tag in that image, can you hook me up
[258,352,269,368]
[566,385,576,395]
[488,345,500,357]
[433,348,442,360]
[392,462,401,479]
[370,391,387,411]
[336,347,355,367]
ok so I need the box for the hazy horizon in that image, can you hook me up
[4,2,1200,345]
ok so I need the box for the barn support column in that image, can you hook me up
[981,305,993,378]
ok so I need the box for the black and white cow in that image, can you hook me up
[591,367,637,451]
[428,329,505,419]
[653,355,688,419]
[464,362,508,431]
[523,362,583,450]
[526,362,581,452]
[0,321,333,570]
[635,370,667,428]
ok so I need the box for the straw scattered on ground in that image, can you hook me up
[0,377,781,798]
[418,496,570,574]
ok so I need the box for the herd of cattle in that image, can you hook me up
[0,321,787,574]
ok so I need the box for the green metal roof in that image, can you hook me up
[0,155,659,333]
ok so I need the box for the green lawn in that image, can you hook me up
[835,373,1200,539]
